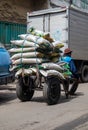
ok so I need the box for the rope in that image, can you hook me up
[21,33,29,78]
[20,32,41,86]
[34,37,41,87]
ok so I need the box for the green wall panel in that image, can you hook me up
[73,0,88,10]
[0,21,26,47]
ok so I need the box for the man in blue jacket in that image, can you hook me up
[61,48,79,97]
[61,48,78,79]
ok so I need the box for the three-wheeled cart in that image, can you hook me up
[16,71,79,105]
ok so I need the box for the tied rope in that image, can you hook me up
[21,33,29,78]
[34,37,41,87]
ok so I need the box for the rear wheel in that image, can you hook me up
[43,76,61,105]
[80,65,88,83]
[16,76,35,101]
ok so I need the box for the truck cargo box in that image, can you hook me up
[27,6,88,61]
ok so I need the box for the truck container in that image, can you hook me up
[0,21,26,48]
[27,6,88,82]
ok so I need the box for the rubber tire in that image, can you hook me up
[43,77,61,105]
[80,65,88,83]
[69,81,78,95]
[16,76,34,101]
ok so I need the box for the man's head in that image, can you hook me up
[64,48,72,56]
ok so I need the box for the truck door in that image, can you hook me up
[27,12,45,32]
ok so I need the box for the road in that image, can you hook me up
[0,82,88,130]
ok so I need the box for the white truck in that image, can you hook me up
[27,6,88,83]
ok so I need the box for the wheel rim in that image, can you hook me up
[83,68,88,80]
[81,65,88,82]
[23,87,29,96]
[50,83,59,99]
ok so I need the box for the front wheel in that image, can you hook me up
[16,76,35,101]
[43,76,61,105]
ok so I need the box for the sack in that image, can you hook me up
[52,41,64,48]
[43,33,54,42]
[47,70,65,79]
[41,63,64,72]
[8,47,36,53]
[12,58,48,65]
[15,68,33,77]
[11,40,39,47]
[18,34,39,43]
[49,56,59,63]
[40,69,65,79]
[11,52,44,60]
[28,27,44,37]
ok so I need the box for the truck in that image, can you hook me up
[0,44,14,86]
[27,6,88,83]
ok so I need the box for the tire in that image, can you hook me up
[16,76,35,101]
[80,65,88,83]
[43,76,61,105]
[69,81,79,95]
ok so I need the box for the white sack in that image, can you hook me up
[11,40,39,47]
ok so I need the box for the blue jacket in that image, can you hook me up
[61,56,77,75]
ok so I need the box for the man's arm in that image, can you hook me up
[69,60,77,74]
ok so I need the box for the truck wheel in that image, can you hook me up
[69,81,79,95]
[16,76,35,101]
[80,65,88,82]
[43,77,61,105]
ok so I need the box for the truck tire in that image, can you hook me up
[16,76,35,101]
[69,81,79,95]
[80,65,88,83]
[43,77,61,105]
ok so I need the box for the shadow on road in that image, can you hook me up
[31,91,84,105]
[0,88,17,105]
[32,95,45,103]
[54,113,88,130]
[59,91,84,104]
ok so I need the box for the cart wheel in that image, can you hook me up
[16,76,35,101]
[69,81,79,95]
[43,76,61,105]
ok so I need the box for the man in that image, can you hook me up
[61,48,79,97]
[61,48,79,79]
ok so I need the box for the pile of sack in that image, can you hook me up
[9,27,72,80]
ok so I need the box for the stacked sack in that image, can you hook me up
[9,27,72,80]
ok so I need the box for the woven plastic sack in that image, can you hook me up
[18,34,39,43]
[52,41,64,48]
[15,68,33,77]
[12,58,48,65]
[11,52,44,60]
[11,40,39,47]
[40,69,65,79]
[8,47,36,53]
[41,63,64,72]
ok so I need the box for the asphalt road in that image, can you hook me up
[0,82,88,130]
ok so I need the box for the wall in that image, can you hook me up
[0,0,48,24]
